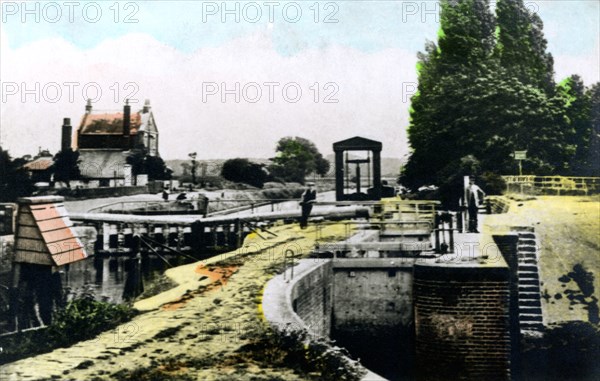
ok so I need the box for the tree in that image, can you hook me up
[555,75,593,175]
[53,148,81,188]
[403,0,497,189]
[436,0,495,75]
[587,83,600,176]
[402,0,573,189]
[495,0,555,93]
[0,147,34,202]
[146,156,171,181]
[126,147,170,181]
[268,137,330,184]
[221,158,268,188]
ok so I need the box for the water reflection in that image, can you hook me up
[62,253,194,304]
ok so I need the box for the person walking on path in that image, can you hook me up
[465,176,486,233]
[299,182,317,229]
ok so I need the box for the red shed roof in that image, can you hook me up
[14,197,87,266]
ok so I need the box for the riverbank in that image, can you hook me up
[0,221,351,381]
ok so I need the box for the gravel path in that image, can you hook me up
[0,222,349,381]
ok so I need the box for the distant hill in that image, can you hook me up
[324,154,404,178]
[166,156,404,179]
[166,158,271,177]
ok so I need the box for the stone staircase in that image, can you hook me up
[514,228,544,333]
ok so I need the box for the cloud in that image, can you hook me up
[1,29,417,160]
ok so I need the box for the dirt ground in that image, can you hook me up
[484,195,600,324]
[0,222,350,381]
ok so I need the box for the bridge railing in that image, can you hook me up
[503,175,600,195]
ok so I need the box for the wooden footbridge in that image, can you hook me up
[68,203,371,256]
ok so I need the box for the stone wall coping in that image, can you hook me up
[332,258,417,269]
[416,233,508,269]
[17,196,65,205]
[262,258,389,381]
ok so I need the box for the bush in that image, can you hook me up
[480,171,506,195]
[0,291,137,365]
[239,328,365,381]
[221,158,269,188]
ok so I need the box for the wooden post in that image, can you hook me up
[235,219,243,248]
[8,262,21,331]
[191,221,203,253]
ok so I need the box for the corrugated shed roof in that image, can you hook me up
[23,157,53,171]
[14,197,87,266]
[80,112,142,135]
[78,149,129,179]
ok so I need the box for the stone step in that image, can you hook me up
[519,293,542,303]
[519,286,541,293]
[519,271,540,278]
[520,279,541,286]
[513,226,535,233]
[518,233,536,239]
[519,259,538,265]
[520,290,541,297]
[517,253,537,259]
[519,313,544,322]
[519,238,536,245]
[519,306,543,315]
[520,322,545,331]
[519,265,539,272]
[519,299,543,307]
[517,245,537,254]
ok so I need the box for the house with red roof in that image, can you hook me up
[73,99,159,187]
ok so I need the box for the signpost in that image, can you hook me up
[514,150,527,176]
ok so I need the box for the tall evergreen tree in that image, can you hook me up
[437,0,495,73]
[556,75,592,175]
[403,0,572,190]
[495,0,555,92]
[586,83,600,176]
[404,0,497,188]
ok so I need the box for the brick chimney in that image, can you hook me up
[123,99,131,137]
[143,99,151,114]
[61,118,72,152]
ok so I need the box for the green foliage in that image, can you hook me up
[437,0,495,73]
[0,290,136,365]
[495,0,555,92]
[47,292,137,347]
[53,148,81,187]
[0,147,34,202]
[240,328,365,381]
[588,83,600,176]
[221,158,269,188]
[268,137,330,184]
[126,147,171,181]
[479,171,506,195]
[403,0,598,190]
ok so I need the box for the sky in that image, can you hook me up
[1,0,599,160]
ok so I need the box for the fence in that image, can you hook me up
[502,176,600,195]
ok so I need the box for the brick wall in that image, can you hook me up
[414,265,511,381]
[290,260,333,337]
